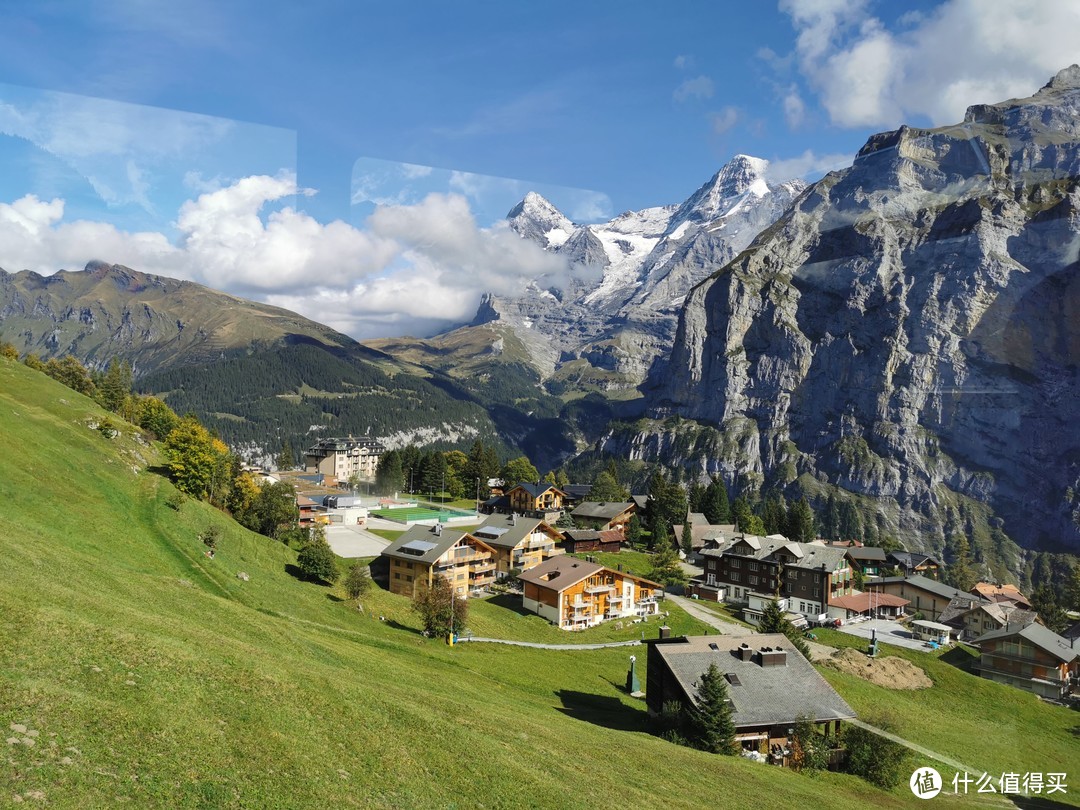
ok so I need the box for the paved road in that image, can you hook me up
[835,618,933,652]
[667,595,754,636]
[325,524,392,558]
[455,638,642,650]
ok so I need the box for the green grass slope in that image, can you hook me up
[0,360,949,808]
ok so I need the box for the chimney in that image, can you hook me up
[737,642,753,661]
[757,646,787,667]
[511,512,517,526]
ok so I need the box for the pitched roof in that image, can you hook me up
[971,582,1031,605]
[509,482,567,499]
[938,594,989,626]
[672,523,732,551]
[517,556,604,591]
[561,528,623,545]
[653,634,855,727]
[888,551,943,568]
[702,534,849,571]
[562,484,593,499]
[473,512,558,549]
[570,501,634,520]
[829,592,910,611]
[891,574,973,602]
[844,546,887,562]
[381,525,473,565]
[973,622,1080,663]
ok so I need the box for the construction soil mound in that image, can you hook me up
[821,647,932,689]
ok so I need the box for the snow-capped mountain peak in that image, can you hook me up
[506,192,574,247]
[667,154,774,233]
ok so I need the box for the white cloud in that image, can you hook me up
[764,149,853,184]
[782,86,806,128]
[710,106,740,134]
[0,176,579,339]
[673,54,691,70]
[782,0,1080,128]
[674,75,715,103]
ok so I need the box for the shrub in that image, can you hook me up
[843,715,911,789]
[344,562,371,600]
[297,539,339,585]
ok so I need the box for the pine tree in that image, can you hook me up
[681,520,695,557]
[277,440,295,471]
[821,494,840,541]
[762,494,788,535]
[376,449,404,494]
[625,513,642,548]
[686,663,737,755]
[703,477,731,524]
[689,482,707,513]
[786,498,815,543]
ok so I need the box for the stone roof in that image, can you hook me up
[381,524,474,565]
[702,535,849,571]
[571,501,635,521]
[974,622,1080,663]
[473,512,558,549]
[653,634,856,728]
[517,556,604,592]
[829,592,910,612]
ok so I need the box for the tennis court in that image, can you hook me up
[369,506,476,524]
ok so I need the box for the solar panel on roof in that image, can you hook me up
[400,540,438,555]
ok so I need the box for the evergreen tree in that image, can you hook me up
[1031,585,1068,633]
[943,534,976,592]
[625,513,642,548]
[688,482,707,514]
[838,500,863,542]
[681,520,695,557]
[703,477,730,524]
[732,496,753,533]
[555,469,570,488]
[376,449,404,494]
[277,440,295,471]
[758,598,813,660]
[399,444,422,492]
[1066,564,1080,613]
[686,663,737,755]
[98,359,133,413]
[249,480,300,539]
[648,541,687,588]
[820,494,840,541]
[761,494,788,536]
[543,470,557,486]
[786,498,816,543]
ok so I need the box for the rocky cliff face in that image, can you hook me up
[472,155,805,390]
[622,67,1080,554]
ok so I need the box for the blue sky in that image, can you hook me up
[0,0,1077,337]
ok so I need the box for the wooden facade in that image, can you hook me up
[520,557,660,630]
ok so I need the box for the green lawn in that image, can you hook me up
[569,549,657,579]
[812,628,1080,805]
[0,360,933,809]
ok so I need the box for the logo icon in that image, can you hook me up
[911,767,942,799]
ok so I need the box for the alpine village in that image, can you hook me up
[3,67,1080,809]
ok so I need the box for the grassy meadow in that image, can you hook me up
[0,359,1063,808]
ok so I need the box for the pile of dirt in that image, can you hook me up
[821,647,932,689]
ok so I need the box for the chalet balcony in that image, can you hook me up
[585,583,615,594]
[471,561,496,573]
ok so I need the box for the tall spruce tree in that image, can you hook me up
[703,477,730,524]
[687,663,737,755]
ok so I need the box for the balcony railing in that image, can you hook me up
[585,583,615,594]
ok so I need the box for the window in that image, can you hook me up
[731,558,740,568]
[731,572,740,583]
[749,575,758,586]
[394,572,400,580]
[748,561,758,571]
[787,569,797,580]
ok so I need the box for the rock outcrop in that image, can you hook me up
[627,67,1080,554]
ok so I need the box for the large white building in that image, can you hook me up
[303,436,385,480]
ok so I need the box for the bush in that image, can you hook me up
[344,562,371,600]
[413,575,467,639]
[297,539,339,585]
[843,716,911,789]
[199,525,221,552]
